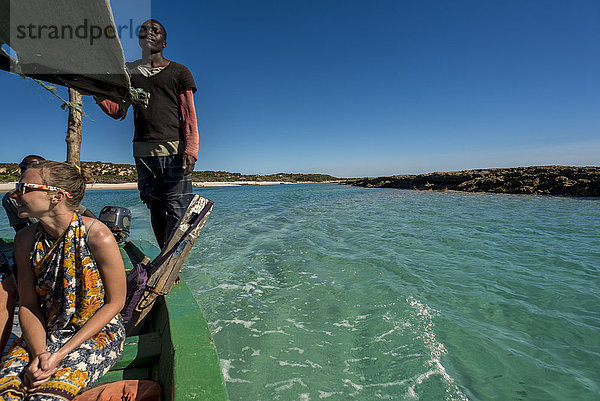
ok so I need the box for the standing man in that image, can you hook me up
[97,19,199,249]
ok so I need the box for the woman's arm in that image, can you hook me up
[15,224,48,356]
[53,220,126,361]
[15,225,56,389]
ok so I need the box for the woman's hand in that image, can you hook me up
[23,352,59,390]
[22,353,42,389]
[37,351,61,376]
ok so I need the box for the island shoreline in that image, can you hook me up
[0,181,324,193]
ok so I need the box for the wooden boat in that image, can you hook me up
[2,2,228,397]
[0,237,229,401]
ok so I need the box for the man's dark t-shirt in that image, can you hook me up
[127,61,197,143]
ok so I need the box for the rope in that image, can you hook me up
[8,55,148,112]
[128,86,150,109]
[7,55,83,113]
[35,81,85,115]
[13,67,85,115]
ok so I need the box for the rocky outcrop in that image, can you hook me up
[342,166,600,197]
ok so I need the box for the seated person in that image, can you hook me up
[2,155,95,233]
[0,155,95,355]
[0,161,126,400]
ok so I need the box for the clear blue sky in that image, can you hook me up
[1,0,599,177]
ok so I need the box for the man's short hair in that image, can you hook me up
[19,155,45,172]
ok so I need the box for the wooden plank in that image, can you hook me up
[149,196,214,292]
[125,195,214,335]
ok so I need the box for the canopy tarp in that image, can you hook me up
[0,0,145,105]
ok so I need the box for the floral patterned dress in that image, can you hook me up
[0,213,125,400]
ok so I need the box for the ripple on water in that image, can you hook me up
[78,185,600,400]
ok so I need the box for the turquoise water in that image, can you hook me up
[1,184,598,400]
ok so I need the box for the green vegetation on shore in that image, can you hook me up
[192,170,338,183]
[0,161,339,183]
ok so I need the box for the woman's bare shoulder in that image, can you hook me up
[82,217,116,247]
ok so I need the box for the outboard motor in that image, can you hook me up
[99,206,131,243]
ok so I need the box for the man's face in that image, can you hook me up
[138,20,166,52]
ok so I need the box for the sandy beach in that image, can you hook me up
[0,181,296,193]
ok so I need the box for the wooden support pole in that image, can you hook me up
[66,88,83,166]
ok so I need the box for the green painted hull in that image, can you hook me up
[99,278,228,400]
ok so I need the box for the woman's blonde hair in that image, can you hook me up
[30,161,93,210]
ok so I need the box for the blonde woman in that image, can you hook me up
[0,161,126,400]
